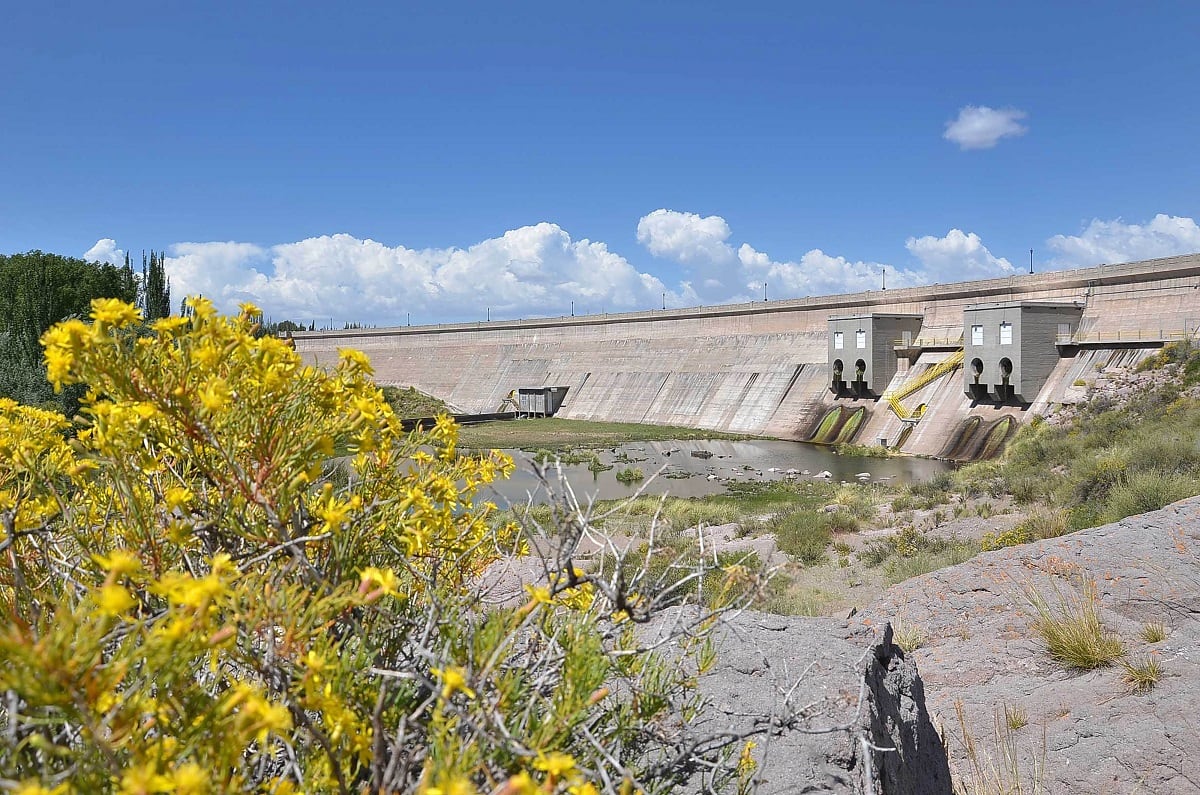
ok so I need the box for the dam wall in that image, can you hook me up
[295,254,1200,457]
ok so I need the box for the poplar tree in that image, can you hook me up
[140,249,171,321]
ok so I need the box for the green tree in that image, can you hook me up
[141,249,171,321]
[0,250,141,412]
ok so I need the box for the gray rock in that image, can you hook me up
[866,496,1200,794]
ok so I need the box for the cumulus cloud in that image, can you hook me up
[83,238,125,265]
[1047,214,1200,266]
[737,244,922,297]
[636,209,982,300]
[943,105,1028,150]
[636,209,737,267]
[905,229,1015,280]
[90,224,677,326]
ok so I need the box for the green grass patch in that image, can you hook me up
[381,385,449,418]
[457,417,756,451]
[861,526,980,584]
[768,510,832,565]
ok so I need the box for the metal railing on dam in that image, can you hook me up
[1057,329,1198,345]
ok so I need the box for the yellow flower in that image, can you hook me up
[198,377,231,413]
[338,348,374,374]
[568,784,600,795]
[152,571,227,610]
[43,346,75,389]
[151,316,190,337]
[14,781,71,795]
[118,762,172,795]
[185,295,216,319]
[91,298,143,328]
[523,584,553,605]
[238,301,263,319]
[533,752,577,778]
[171,762,208,795]
[163,486,194,511]
[498,772,538,795]
[359,566,398,597]
[96,583,136,617]
[94,549,142,577]
[430,666,476,700]
[424,774,477,795]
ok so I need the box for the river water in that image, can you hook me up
[483,439,951,507]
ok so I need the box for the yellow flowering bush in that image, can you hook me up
[0,299,756,794]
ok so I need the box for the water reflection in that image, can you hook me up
[485,439,950,507]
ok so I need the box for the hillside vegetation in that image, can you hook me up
[951,343,1200,547]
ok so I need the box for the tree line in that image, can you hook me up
[0,249,171,412]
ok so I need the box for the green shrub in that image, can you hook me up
[770,510,832,565]
[980,526,1031,551]
[882,545,978,584]
[1103,470,1199,522]
[861,526,979,582]
[615,466,645,484]
[834,484,879,522]
[892,618,927,653]
[1003,703,1028,731]
[587,455,613,473]
[827,510,861,534]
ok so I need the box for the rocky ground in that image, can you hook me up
[868,496,1200,793]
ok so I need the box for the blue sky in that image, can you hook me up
[3,2,1199,324]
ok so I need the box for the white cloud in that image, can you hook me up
[943,105,1028,150]
[738,244,922,297]
[83,238,125,265]
[905,229,1015,280]
[636,209,737,266]
[1047,214,1200,266]
[89,224,679,326]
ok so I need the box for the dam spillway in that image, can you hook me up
[294,254,1200,458]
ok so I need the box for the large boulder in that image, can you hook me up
[867,496,1200,793]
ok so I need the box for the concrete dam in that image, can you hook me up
[294,254,1200,459]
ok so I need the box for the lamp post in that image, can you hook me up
[763,282,768,302]
[662,292,666,310]
[570,300,574,317]
[1030,249,1034,275]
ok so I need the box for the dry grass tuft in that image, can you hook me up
[1003,703,1028,731]
[892,616,928,653]
[951,700,1046,795]
[1138,621,1167,644]
[1121,656,1163,693]
[1025,581,1124,670]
